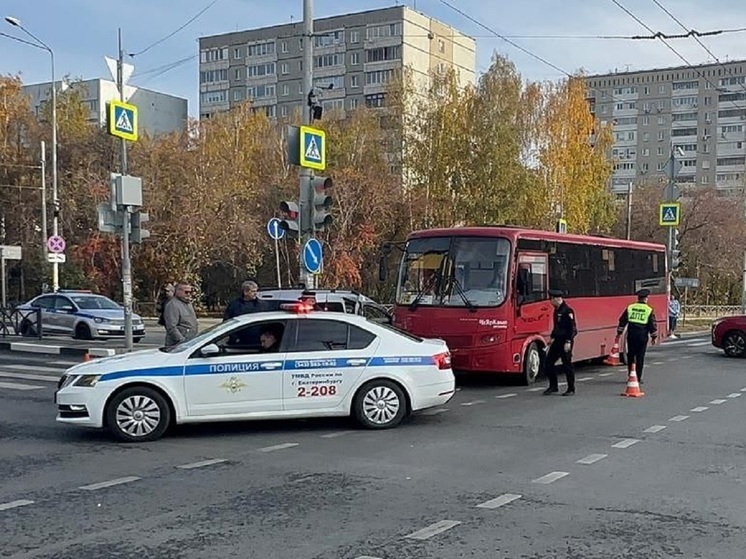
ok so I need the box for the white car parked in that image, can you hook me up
[55,302,455,442]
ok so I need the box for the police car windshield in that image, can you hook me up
[70,296,121,310]
[159,319,239,353]
[397,236,510,308]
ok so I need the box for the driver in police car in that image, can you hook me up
[259,329,280,353]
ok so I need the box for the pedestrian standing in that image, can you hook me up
[163,282,199,347]
[223,280,265,320]
[668,294,680,339]
[617,289,658,384]
[156,283,174,327]
[543,289,578,396]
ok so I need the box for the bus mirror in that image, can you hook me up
[378,255,387,282]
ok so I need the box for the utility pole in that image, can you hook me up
[299,0,314,289]
[625,180,632,240]
[666,147,678,262]
[117,28,134,351]
[40,141,48,277]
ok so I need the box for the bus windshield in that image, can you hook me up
[396,236,511,308]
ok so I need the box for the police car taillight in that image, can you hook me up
[433,352,451,370]
[280,302,314,313]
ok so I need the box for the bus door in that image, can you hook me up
[513,253,551,339]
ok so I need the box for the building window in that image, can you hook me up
[657,146,664,156]
[643,86,650,95]
[315,53,343,69]
[438,39,445,53]
[299,38,303,51]
[702,160,711,169]
[281,41,288,53]
[350,30,360,43]
[200,90,227,104]
[199,47,228,63]
[281,62,289,75]
[701,175,709,184]
[642,116,649,125]
[247,84,276,99]
[659,85,666,94]
[246,62,276,77]
[366,23,402,40]
[366,45,401,63]
[233,47,242,60]
[282,84,289,96]
[349,97,359,109]
[658,115,666,125]
[658,130,665,141]
[315,30,344,47]
[264,105,276,118]
[643,132,650,141]
[365,69,394,85]
[350,75,359,88]
[350,52,360,65]
[314,75,344,89]
[642,148,650,156]
[234,68,241,80]
[281,105,289,117]
[642,162,649,172]
[365,93,386,108]
[247,41,275,57]
[233,89,243,101]
[299,82,303,94]
[200,69,228,83]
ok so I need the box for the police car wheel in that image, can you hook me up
[523,343,541,385]
[74,323,92,340]
[106,387,171,442]
[353,380,407,429]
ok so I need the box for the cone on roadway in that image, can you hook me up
[621,363,645,398]
[604,338,621,366]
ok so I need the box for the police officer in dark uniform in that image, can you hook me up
[543,289,578,396]
[617,289,658,384]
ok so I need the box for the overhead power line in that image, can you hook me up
[130,0,219,57]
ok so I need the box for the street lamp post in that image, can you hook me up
[5,16,59,291]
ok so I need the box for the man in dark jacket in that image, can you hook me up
[224,281,265,320]
[543,289,578,396]
[617,289,658,384]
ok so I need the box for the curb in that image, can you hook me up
[0,341,116,358]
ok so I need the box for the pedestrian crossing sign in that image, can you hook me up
[299,126,326,170]
[659,202,681,226]
[108,100,138,142]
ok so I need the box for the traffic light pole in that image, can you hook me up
[118,28,134,351]
[299,0,314,290]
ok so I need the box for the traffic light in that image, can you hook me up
[670,228,681,271]
[310,175,333,231]
[279,201,300,237]
[130,211,150,244]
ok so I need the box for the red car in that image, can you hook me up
[712,315,746,358]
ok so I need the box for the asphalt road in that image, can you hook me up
[1,333,745,558]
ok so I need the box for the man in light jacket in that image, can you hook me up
[163,282,199,347]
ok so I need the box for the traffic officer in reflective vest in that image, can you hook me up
[543,289,578,396]
[617,289,658,384]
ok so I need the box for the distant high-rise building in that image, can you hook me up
[197,5,476,121]
[22,78,188,136]
[585,60,746,195]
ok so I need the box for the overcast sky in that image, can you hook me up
[2,0,746,116]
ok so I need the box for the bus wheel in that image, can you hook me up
[523,342,542,385]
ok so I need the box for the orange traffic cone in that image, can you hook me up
[621,363,645,398]
[83,353,92,362]
[604,338,621,366]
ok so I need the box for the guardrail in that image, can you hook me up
[0,307,42,339]
[682,305,744,319]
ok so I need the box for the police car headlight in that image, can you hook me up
[93,317,110,323]
[73,374,101,387]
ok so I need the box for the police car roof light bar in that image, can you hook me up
[280,302,314,313]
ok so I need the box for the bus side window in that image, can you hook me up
[517,265,532,304]
[517,259,548,304]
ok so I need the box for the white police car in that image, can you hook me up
[55,302,455,442]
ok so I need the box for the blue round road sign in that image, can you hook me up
[303,238,323,274]
[267,218,285,240]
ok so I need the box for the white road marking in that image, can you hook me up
[1,364,66,373]
[0,371,59,382]
[741,387,746,392]
[598,372,614,377]
[532,471,569,484]
[79,476,141,491]
[176,458,227,470]
[690,406,709,412]
[527,387,545,392]
[405,520,461,540]
[612,438,640,449]
[0,499,34,511]
[257,443,299,453]
[710,399,727,405]
[421,408,449,416]
[577,454,608,465]
[460,400,485,406]
[0,381,43,391]
[476,493,522,509]
[650,361,665,365]
[644,425,666,433]
[576,377,592,382]
[320,430,355,438]
[688,341,711,347]
[355,556,382,559]
[670,415,689,422]
[727,393,742,399]
[495,393,517,399]
[681,355,694,359]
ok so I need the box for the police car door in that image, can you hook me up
[183,319,288,417]
[283,316,379,411]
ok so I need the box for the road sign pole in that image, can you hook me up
[118,28,133,352]
[275,236,282,288]
[1,256,5,307]
[299,0,314,290]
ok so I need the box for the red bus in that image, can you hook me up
[386,226,668,384]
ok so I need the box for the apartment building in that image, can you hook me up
[23,78,188,136]
[585,60,746,195]
[197,5,476,121]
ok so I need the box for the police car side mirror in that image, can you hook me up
[200,343,220,357]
